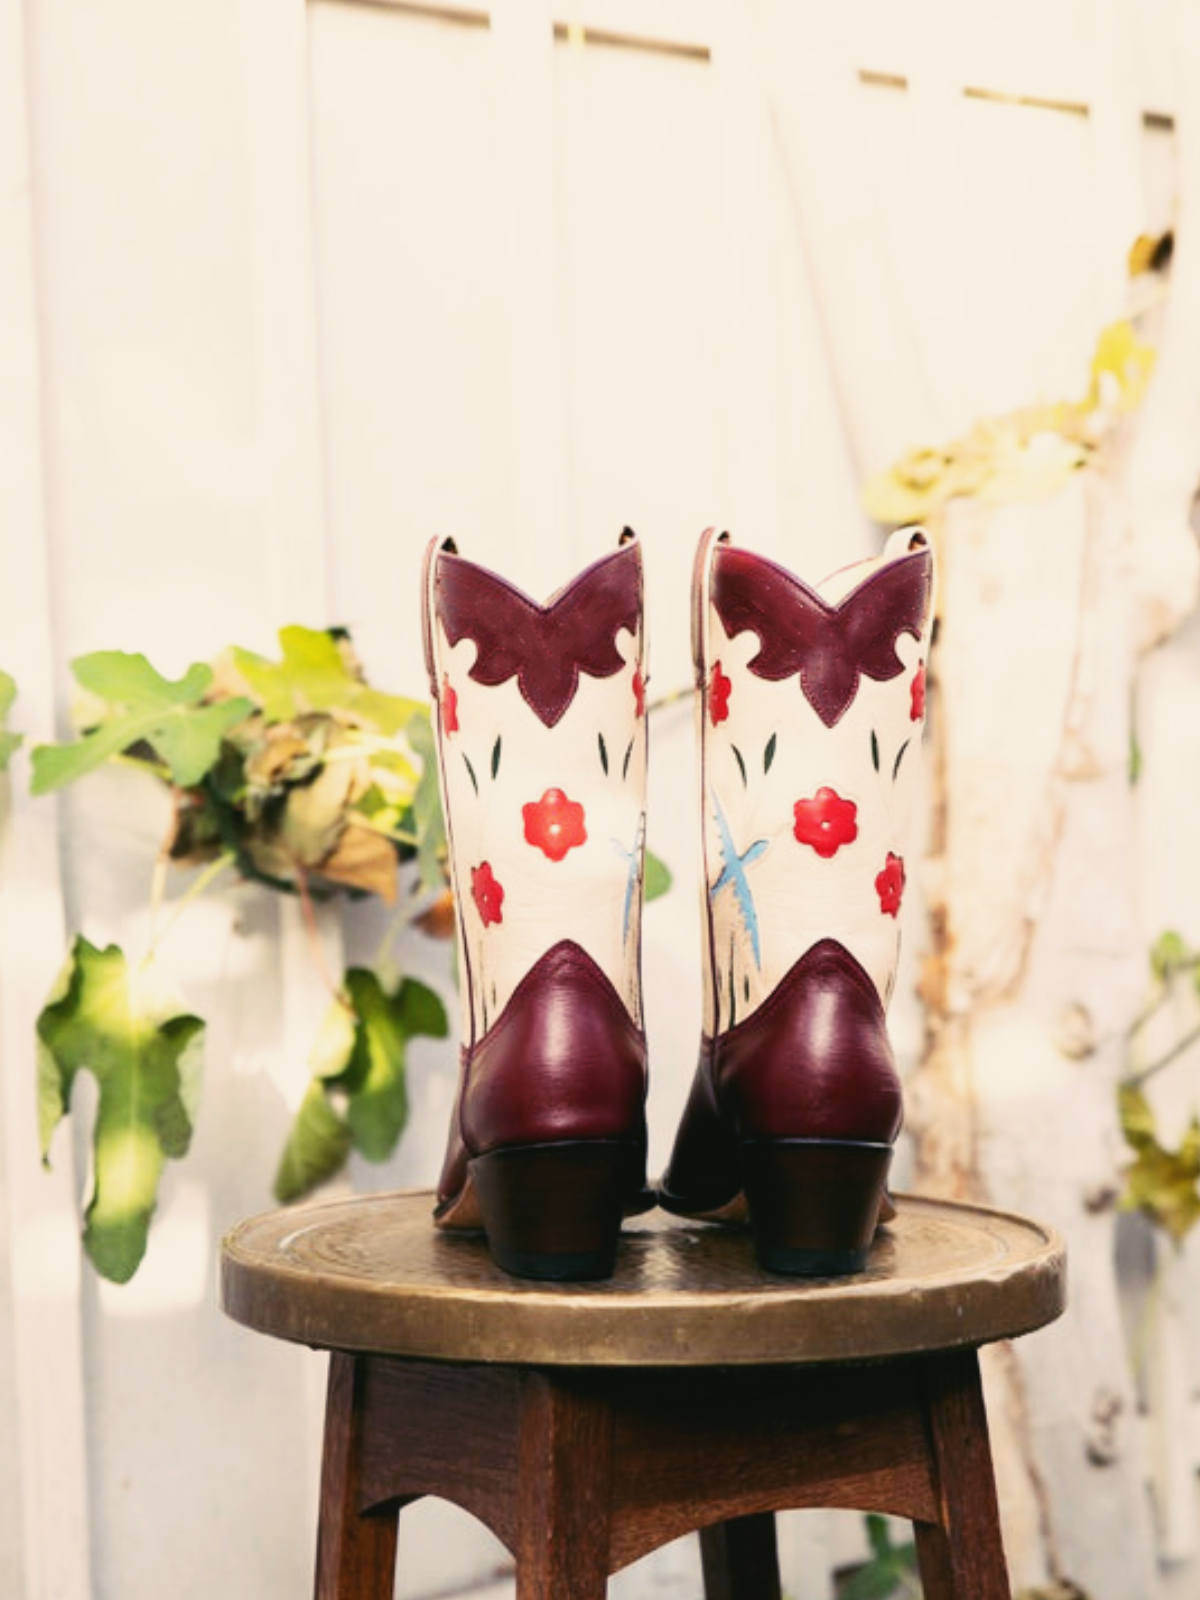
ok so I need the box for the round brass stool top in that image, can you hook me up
[220,1190,1065,1368]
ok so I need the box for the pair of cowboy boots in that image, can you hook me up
[422,524,934,1281]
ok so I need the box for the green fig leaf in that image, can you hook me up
[0,670,21,771]
[37,937,205,1283]
[340,970,415,1161]
[273,970,448,1202]
[271,1080,355,1207]
[31,651,252,793]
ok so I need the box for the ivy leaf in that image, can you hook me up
[1118,1082,1200,1244]
[644,850,673,902]
[31,651,252,794]
[230,626,423,734]
[0,669,21,771]
[273,970,448,1202]
[37,937,205,1283]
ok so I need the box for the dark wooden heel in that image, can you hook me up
[468,1141,639,1281]
[739,1139,892,1277]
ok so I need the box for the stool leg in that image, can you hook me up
[315,1353,398,1600]
[912,1348,1010,1600]
[515,1373,613,1600]
[699,1513,782,1600]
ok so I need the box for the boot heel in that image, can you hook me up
[468,1141,636,1282]
[739,1139,892,1277]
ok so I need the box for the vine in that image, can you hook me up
[1118,930,1200,1244]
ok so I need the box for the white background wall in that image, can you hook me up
[2,2,1199,1597]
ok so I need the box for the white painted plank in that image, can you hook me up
[0,0,92,1593]
[307,0,512,691]
[706,6,790,547]
[490,0,576,580]
[757,0,942,479]
[237,0,332,625]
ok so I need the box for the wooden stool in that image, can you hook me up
[221,1191,1065,1600]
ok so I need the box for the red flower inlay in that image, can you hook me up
[710,661,732,725]
[523,787,587,862]
[876,852,906,917]
[910,663,926,722]
[471,861,504,926]
[793,786,858,858]
[442,674,459,735]
[632,667,646,718]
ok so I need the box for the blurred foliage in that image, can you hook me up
[862,319,1155,527]
[33,627,449,1281]
[0,669,21,771]
[833,1516,920,1599]
[1119,930,1200,1244]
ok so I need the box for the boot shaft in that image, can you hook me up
[423,531,648,1043]
[694,526,934,1035]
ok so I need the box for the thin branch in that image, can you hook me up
[145,849,238,961]
[646,683,695,717]
[1127,1018,1200,1088]
[294,864,344,1000]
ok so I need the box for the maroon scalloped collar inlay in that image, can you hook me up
[711,544,932,728]
[433,540,641,727]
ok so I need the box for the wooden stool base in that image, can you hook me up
[220,1191,1066,1600]
[316,1344,1009,1600]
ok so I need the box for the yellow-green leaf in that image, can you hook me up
[272,1081,354,1206]
[273,969,448,1202]
[1090,319,1156,412]
[37,937,204,1282]
[644,850,672,902]
[231,626,423,734]
[0,669,21,771]
[1118,1083,1200,1244]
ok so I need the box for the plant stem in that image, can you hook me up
[294,864,343,999]
[369,881,449,976]
[646,683,695,717]
[1126,1018,1200,1088]
[146,849,238,960]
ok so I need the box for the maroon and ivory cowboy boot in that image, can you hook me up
[422,530,653,1280]
[659,525,934,1275]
